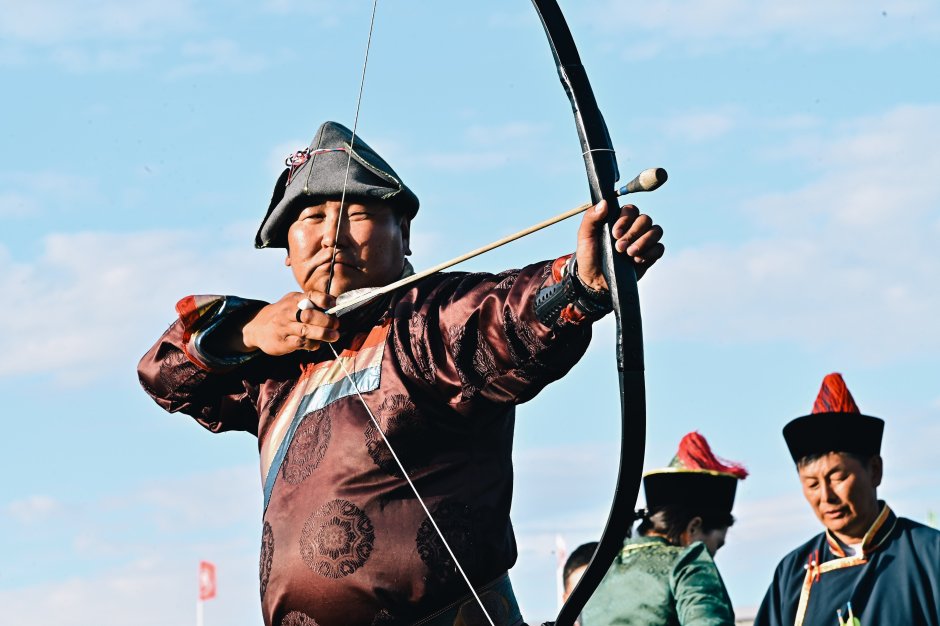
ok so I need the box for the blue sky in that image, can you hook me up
[2,0,939,623]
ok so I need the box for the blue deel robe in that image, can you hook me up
[755,503,940,626]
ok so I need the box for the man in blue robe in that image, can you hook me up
[754,373,940,626]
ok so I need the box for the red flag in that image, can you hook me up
[199,561,217,601]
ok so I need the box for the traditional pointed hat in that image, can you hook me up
[643,432,748,513]
[255,121,419,249]
[782,372,884,463]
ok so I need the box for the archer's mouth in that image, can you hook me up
[314,256,364,273]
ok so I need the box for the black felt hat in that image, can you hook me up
[783,373,884,463]
[643,432,748,514]
[255,121,419,249]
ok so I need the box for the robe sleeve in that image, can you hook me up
[137,295,268,436]
[670,542,736,626]
[389,257,601,415]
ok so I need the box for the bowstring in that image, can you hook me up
[326,4,496,624]
[325,0,378,297]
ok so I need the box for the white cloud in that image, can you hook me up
[643,104,940,363]
[416,149,517,172]
[662,109,739,143]
[402,122,553,173]
[262,0,348,19]
[0,465,264,626]
[0,171,99,218]
[0,552,264,626]
[6,495,64,524]
[463,122,549,145]
[0,192,39,217]
[0,229,291,383]
[589,0,940,55]
[0,0,195,45]
[0,0,274,74]
[47,43,160,72]
[513,442,619,530]
[166,39,267,79]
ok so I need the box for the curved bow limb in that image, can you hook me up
[530,1,647,624]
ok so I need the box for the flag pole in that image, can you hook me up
[197,598,204,626]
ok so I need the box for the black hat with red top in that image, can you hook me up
[783,372,884,464]
[643,432,748,514]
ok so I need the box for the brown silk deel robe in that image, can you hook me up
[138,259,598,626]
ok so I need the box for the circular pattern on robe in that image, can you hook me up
[281,409,332,485]
[259,521,274,600]
[416,501,479,587]
[300,499,375,579]
[365,394,432,478]
[280,611,320,626]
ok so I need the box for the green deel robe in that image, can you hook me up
[581,535,735,626]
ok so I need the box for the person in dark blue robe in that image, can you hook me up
[754,373,940,626]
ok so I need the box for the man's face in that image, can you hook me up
[797,452,882,542]
[563,565,587,602]
[286,199,411,296]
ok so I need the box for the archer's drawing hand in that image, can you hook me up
[241,291,340,356]
[575,200,664,290]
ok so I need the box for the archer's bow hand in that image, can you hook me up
[576,200,665,289]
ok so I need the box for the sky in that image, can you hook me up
[1,0,939,623]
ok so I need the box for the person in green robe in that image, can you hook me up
[581,432,748,626]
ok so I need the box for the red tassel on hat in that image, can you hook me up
[674,432,749,479]
[812,373,860,414]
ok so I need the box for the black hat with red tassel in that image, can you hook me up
[783,373,884,464]
[643,432,748,514]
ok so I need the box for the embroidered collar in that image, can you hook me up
[618,535,672,559]
[825,501,897,558]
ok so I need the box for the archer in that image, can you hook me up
[138,121,664,626]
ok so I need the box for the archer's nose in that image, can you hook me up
[321,214,348,249]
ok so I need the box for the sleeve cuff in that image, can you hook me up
[175,295,266,370]
[533,254,613,326]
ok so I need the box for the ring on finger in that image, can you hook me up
[296,297,315,323]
